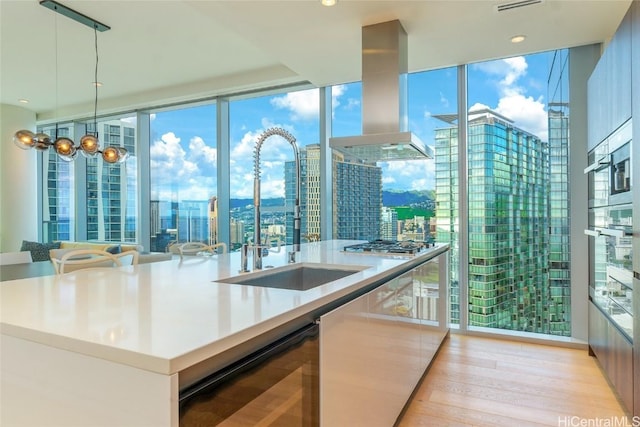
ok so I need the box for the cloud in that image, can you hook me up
[331,84,360,112]
[472,56,547,140]
[188,136,217,165]
[271,89,319,121]
[473,56,528,93]
[149,132,218,201]
[380,160,434,191]
[271,86,355,122]
[229,124,298,198]
[439,91,450,109]
[495,94,547,140]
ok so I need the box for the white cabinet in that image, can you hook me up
[319,252,449,426]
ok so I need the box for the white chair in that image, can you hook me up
[178,242,227,259]
[0,251,33,266]
[50,249,139,274]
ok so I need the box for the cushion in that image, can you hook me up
[20,240,61,262]
[58,241,143,253]
[105,244,122,254]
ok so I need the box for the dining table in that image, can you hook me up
[0,261,56,282]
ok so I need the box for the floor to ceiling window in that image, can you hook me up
[445,49,571,336]
[148,104,217,252]
[229,87,319,251]
[31,45,580,340]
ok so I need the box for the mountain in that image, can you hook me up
[230,191,432,210]
[230,197,284,209]
[382,190,433,207]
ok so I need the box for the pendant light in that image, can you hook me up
[12,0,127,165]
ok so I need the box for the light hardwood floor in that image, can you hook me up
[397,334,630,427]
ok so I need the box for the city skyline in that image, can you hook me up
[147,52,555,202]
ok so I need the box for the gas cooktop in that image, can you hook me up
[343,240,429,255]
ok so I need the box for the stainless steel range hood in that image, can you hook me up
[330,20,432,162]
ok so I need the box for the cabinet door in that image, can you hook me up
[588,6,633,151]
[413,252,449,365]
[319,275,421,427]
[631,0,639,417]
[607,9,633,132]
[319,253,449,427]
[589,300,633,414]
[588,55,608,151]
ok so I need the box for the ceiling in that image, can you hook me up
[0,0,632,122]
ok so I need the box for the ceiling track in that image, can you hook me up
[495,0,543,13]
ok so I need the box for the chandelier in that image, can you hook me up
[13,0,127,164]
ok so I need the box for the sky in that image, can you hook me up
[147,50,558,202]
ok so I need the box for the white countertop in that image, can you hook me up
[0,240,447,375]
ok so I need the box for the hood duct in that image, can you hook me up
[329,20,432,162]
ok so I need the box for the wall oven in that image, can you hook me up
[585,118,633,339]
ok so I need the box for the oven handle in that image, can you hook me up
[584,229,600,237]
[583,157,609,174]
[599,228,631,238]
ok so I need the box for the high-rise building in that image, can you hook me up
[545,47,572,336]
[435,109,559,334]
[335,158,382,241]
[178,200,210,243]
[208,196,218,245]
[286,145,382,243]
[381,207,398,240]
[230,218,245,248]
[85,120,137,243]
[41,125,73,243]
[399,215,428,241]
[547,106,571,335]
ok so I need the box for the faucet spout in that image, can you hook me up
[253,127,301,269]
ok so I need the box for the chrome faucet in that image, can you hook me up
[253,127,301,270]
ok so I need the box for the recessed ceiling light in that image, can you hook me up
[18,99,29,104]
[321,0,337,6]
[511,35,526,43]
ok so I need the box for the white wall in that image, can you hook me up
[0,104,38,252]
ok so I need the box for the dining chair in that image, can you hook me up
[50,249,139,274]
[178,242,227,259]
[0,251,33,266]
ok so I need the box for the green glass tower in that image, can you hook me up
[435,109,566,335]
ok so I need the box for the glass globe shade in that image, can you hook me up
[34,133,52,151]
[102,146,120,164]
[13,130,36,149]
[116,147,129,163]
[80,134,100,156]
[54,137,77,158]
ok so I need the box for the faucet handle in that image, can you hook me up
[288,251,296,264]
[240,243,250,273]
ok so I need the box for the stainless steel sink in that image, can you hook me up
[217,263,368,291]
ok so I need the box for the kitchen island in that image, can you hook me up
[1,240,449,426]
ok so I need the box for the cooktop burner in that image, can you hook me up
[343,240,428,255]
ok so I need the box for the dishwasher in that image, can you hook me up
[179,322,319,427]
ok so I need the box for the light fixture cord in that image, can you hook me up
[93,26,98,135]
[55,11,59,138]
